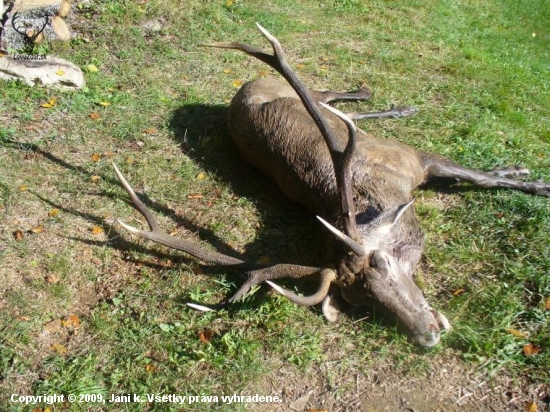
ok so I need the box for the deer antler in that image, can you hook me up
[206,23,360,245]
[113,163,329,306]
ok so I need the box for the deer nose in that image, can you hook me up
[414,327,441,347]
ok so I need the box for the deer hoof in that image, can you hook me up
[490,165,530,179]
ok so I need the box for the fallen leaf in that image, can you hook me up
[223,68,233,74]
[46,274,60,284]
[86,64,99,72]
[44,319,61,333]
[226,0,234,6]
[506,328,529,338]
[528,401,538,412]
[89,112,101,120]
[453,288,465,296]
[98,101,111,107]
[145,363,157,373]
[187,194,204,200]
[545,297,550,310]
[49,208,59,217]
[41,97,57,108]
[91,153,101,162]
[126,157,135,164]
[103,151,114,158]
[144,127,157,134]
[50,343,68,354]
[232,80,243,88]
[199,329,213,344]
[55,69,65,76]
[31,224,44,233]
[90,175,101,183]
[196,172,206,180]
[13,230,24,240]
[61,314,80,328]
[523,343,540,356]
[91,226,104,235]
[258,70,269,77]
[17,315,31,321]
[19,184,28,191]
[296,63,305,69]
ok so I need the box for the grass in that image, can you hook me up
[0,0,549,410]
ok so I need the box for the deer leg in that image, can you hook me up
[347,106,417,120]
[422,154,550,196]
[312,88,373,104]
[312,89,417,119]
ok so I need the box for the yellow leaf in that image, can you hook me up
[506,328,528,338]
[50,343,68,354]
[452,288,465,296]
[296,63,305,69]
[55,69,65,76]
[144,127,158,134]
[98,101,111,107]
[145,363,157,373]
[223,68,233,74]
[89,112,101,120]
[91,153,101,162]
[49,208,59,217]
[90,175,101,183]
[196,172,206,180]
[232,80,243,88]
[528,401,538,412]
[31,224,44,233]
[41,97,58,108]
[86,64,99,72]
[91,226,104,235]
[19,184,28,191]
[545,297,550,310]
[226,0,234,6]
[126,157,135,164]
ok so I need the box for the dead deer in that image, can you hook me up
[112,24,550,347]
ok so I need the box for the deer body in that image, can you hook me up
[228,78,425,215]
[113,25,549,348]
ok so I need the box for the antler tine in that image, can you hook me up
[11,12,28,37]
[113,163,244,266]
[114,163,328,307]
[254,23,359,241]
[265,269,336,306]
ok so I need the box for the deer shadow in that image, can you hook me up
[167,103,324,268]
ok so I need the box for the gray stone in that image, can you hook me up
[0,54,85,90]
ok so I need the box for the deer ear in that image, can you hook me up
[360,199,415,253]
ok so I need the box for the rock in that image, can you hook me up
[0,54,85,90]
[1,0,73,51]
[51,15,70,40]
